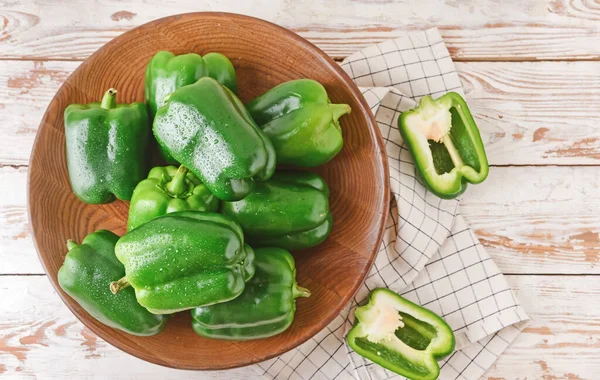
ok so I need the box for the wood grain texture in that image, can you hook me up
[3,166,598,275]
[0,60,74,166]
[1,275,598,379]
[0,0,599,61]
[0,166,43,275]
[0,276,253,379]
[1,1,599,379]
[485,275,600,379]
[2,60,600,166]
[461,166,600,274]
[459,61,600,165]
[27,13,389,370]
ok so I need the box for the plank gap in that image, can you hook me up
[334,57,600,63]
[490,164,600,168]
[0,57,89,63]
[0,56,598,63]
[451,57,600,63]
[504,273,600,277]
[0,163,29,169]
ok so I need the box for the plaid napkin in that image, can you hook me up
[253,28,529,380]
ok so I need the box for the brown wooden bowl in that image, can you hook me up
[28,12,389,370]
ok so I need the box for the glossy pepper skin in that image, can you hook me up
[398,92,489,199]
[247,79,351,167]
[222,171,332,250]
[191,247,310,340]
[347,289,455,380]
[127,165,219,231]
[145,51,237,164]
[58,230,167,336]
[112,211,255,314]
[64,89,149,204]
[153,77,276,201]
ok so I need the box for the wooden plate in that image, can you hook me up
[28,12,389,370]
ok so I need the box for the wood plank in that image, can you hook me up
[459,61,600,165]
[461,166,600,274]
[484,275,600,379]
[0,60,75,166]
[1,60,599,166]
[3,165,598,275]
[1,275,597,378]
[0,166,43,274]
[0,276,254,379]
[0,0,599,61]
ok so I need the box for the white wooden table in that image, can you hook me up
[1,1,599,379]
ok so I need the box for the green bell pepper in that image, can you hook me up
[58,230,167,336]
[153,77,276,201]
[111,211,255,314]
[127,165,219,231]
[145,51,237,164]
[191,247,310,340]
[222,171,332,250]
[247,79,351,167]
[398,92,489,199]
[347,288,455,380]
[64,89,149,204]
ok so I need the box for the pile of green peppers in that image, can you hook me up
[61,50,456,378]
[60,51,350,341]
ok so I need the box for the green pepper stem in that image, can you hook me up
[100,88,117,110]
[109,277,130,294]
[293,284,311,299]
[165,165,190,197]
[330,103,351,121]
[66,240,78,251]
[442,135,464,168]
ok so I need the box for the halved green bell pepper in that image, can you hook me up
[145,51,237,163]
[65,89,149,204]
[112,211,255,314]
[398,92,489,199]
[127,165,219,231]
[191,247,310,340]
[247,79,351,167]
[347,288,455,380]
[221,171,332,250]
[153,77,276,201]
[58,230,167,336]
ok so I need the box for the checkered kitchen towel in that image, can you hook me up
[253,28,529,380]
